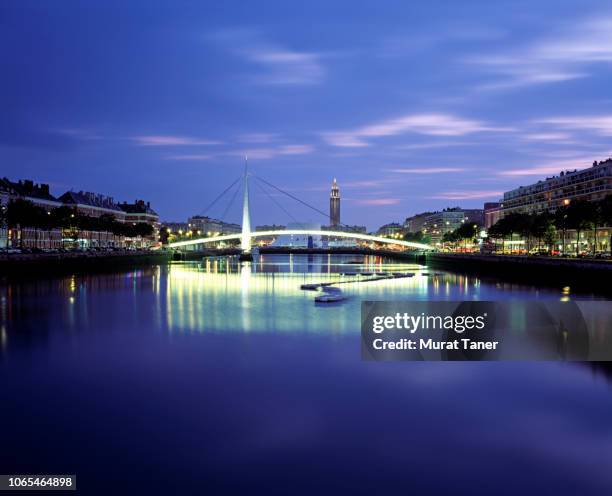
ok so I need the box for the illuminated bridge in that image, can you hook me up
[168,160,433,253]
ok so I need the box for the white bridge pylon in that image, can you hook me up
[168,230,433,251]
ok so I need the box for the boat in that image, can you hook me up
[300,283,320,291]
[375,272,387,276]
[361,272,373,276]
[315,292,347,303]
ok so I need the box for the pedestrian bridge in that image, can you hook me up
[168,229,433,251]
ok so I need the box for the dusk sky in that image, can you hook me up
[3,0,612,229]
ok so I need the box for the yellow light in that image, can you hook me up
[167,228,171,233]
[563,199,570,206]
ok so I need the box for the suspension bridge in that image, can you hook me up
[168,160,433,255]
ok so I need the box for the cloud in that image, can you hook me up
[212,29,324,85]
[499,157,598,177]
[388,167,466,174]
[430,190,503,200]
[466,17,612,90]
[322,113,508,148]
[229,144,314,160]
[521,132,574,142]
[238,133,279,144]
[164,154,214,161]
[535,115,612,136]
[132,135,222,146]
[352,198,402,206]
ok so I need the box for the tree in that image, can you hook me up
[6,199,46,248]
[529,213,553,252]
[565,200,597,255]
[598,195,612,256]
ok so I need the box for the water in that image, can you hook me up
[1,254,612,495]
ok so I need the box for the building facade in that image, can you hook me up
[376,222,404,237]
[59,191,126,221]
[330,178,340,227]
[422,209,466,244]
[404,212,435,234]
[272,222,322,248]
[484,202,502,229]
[501,158,612,216]
[188,215,241,235]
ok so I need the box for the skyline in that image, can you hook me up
[3,1,612,229]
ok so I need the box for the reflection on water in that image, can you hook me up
[1,255,612,494]
[0,254,586,352]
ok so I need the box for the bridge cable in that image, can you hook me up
[254,179,298,224]
[219,178,242,223]
[253,175,351,228]
[197,175,242,217]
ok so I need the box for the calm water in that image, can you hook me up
[1,254,612,495]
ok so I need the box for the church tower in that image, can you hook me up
[330,178,340,227]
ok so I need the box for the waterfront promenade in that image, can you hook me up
[426,252,612,289]
[0,249,171,275]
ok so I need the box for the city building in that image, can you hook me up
[376,222,404,237]
[404,212,435,233]
[403,208,484,243]
[163,222,190,234]
[330,178,340,227]
[188,215,241,235]
[59,191,126,221]
[462,208,484,226]
[422,209,466,244]
[1,178,63,249]
[1,178,62,211]
[484,202,502,229]
[322,224,367,234]
[500,158,612,216]
[255,224,286,246]
[272,222,322,248]
[120,200,160,245]
[0,180,10,249]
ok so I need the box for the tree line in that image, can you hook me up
[400,195,612,256]
[1,198,153,246]
[487,196,612,255]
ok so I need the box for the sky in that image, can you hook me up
[2,0,612,230]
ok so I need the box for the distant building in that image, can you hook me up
[163,222,190,234]
[0,180,10,249]
[322,224,367,234]
[501,158,612,216]
[59,191,126,221]
[272,222,322,248]
[120,200,160,244]
[403,208,484,243]
[330,178,340,227]
[2,178,62,211]
[422,209,466,244]
[462,208,484,226]
[255,224,286,232]
[376,222,404,237]
[1,179,63,249]
[188,215,241,235]
[484,202,502,229]
[255,224,286,245]
[404,212,435,233]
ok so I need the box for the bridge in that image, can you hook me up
[168,160,433,253]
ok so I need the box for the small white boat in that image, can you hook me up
[315,293,347,303]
